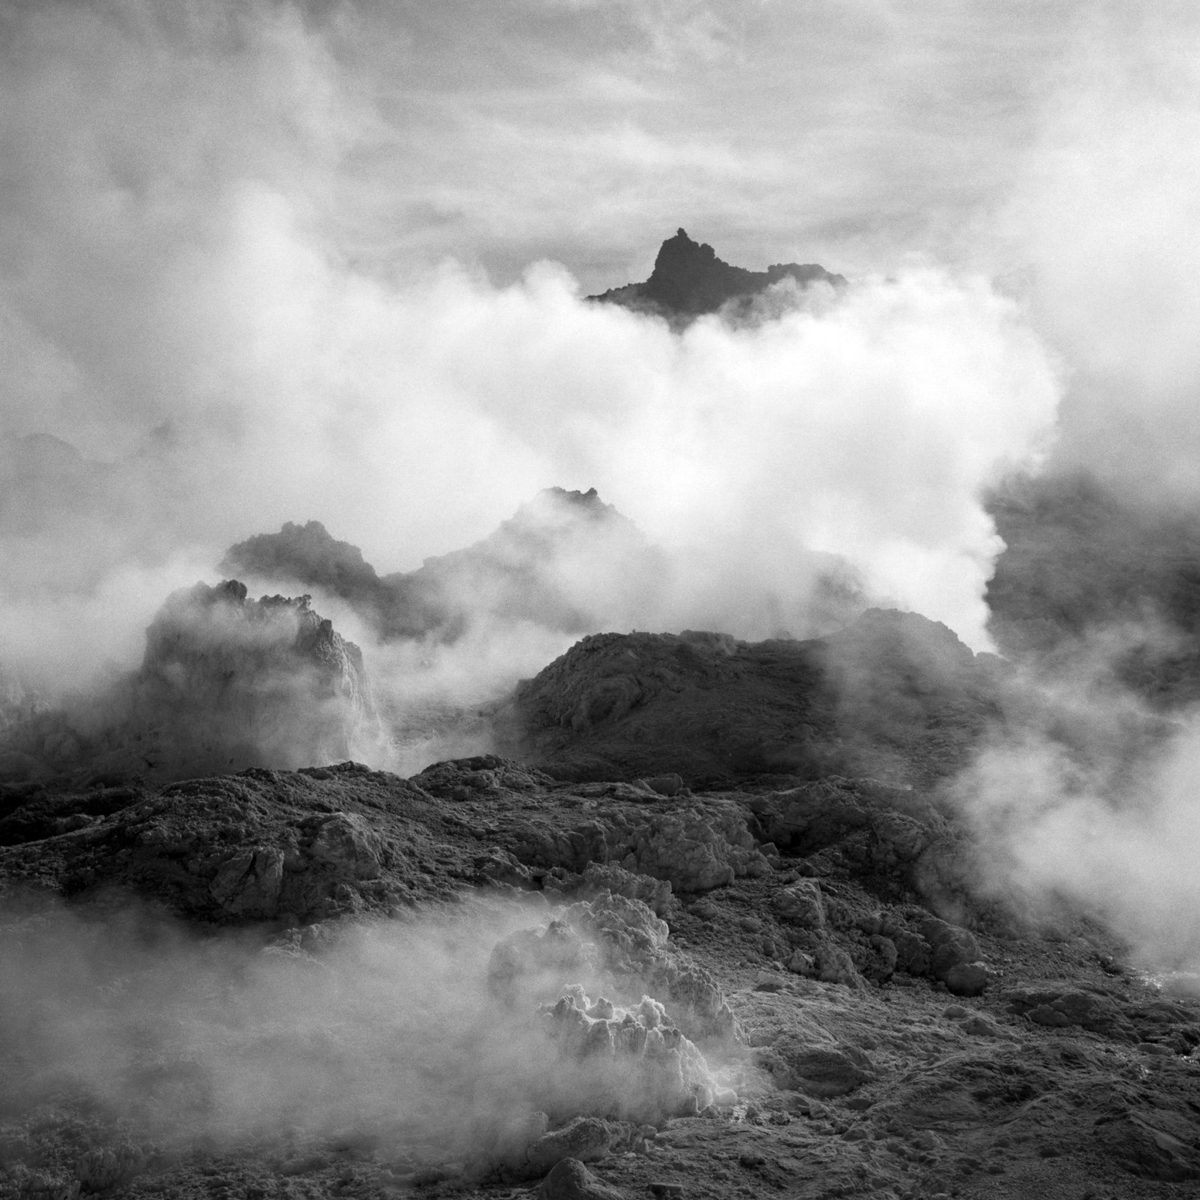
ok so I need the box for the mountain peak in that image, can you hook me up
[591,229,845,318]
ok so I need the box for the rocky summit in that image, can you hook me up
[497,610,1003,788]
[588,229,845,319]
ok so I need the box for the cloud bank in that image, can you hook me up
[0,0,1063,706]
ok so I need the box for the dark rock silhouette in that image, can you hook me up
[589,228,845,318]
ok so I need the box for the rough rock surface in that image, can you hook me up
[3,751,1200,1199]
[499,609,1003,787]
[589,228,845,319]
[537,1156,626,1200]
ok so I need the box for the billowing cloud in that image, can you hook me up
[0,0,1062,707]
[3,0,1199,978]
[997,3,1200,501]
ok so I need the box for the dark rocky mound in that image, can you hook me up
[499,610,1003,788]
[220,519,389,621]
[987,471,1200,705]
[0,581,379,785]
[589,228,845,319]
[223,488,665,643]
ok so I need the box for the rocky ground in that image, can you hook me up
[2,747,1198,1200]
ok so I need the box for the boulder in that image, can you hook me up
[522,1118,613,1178]
[537,1157,626,1200]
[920,917,981,982]
[759,1035,875,1098]
[775,879,826,930]
[944,961,992,997]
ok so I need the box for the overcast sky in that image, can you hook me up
[2,0,1198,656]
[4,0,1188,289]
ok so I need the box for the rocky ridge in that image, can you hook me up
[589,229,845,320]
[222,488,665,644]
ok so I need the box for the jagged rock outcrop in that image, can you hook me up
[220,520,398,628]
[134,579,377,774]
[589,228,845,319]
[0,582,380,785]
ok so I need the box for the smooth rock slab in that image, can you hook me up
[760,1036,875,1098]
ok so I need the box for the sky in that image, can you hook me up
[2,0,1199,667]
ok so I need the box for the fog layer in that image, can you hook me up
[0,3,1062,703]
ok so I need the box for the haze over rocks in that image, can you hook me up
[222,488,665,644]
[987,469,1200,707]
[0,580,381,786]
[3,232,1200,1200]
[5,748,1200,1196]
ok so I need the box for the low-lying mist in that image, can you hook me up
[0,894,734,1171]
[947,607,1200,983]
[956,716,1200,984]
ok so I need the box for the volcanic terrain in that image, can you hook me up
[3,234,1200,1200]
